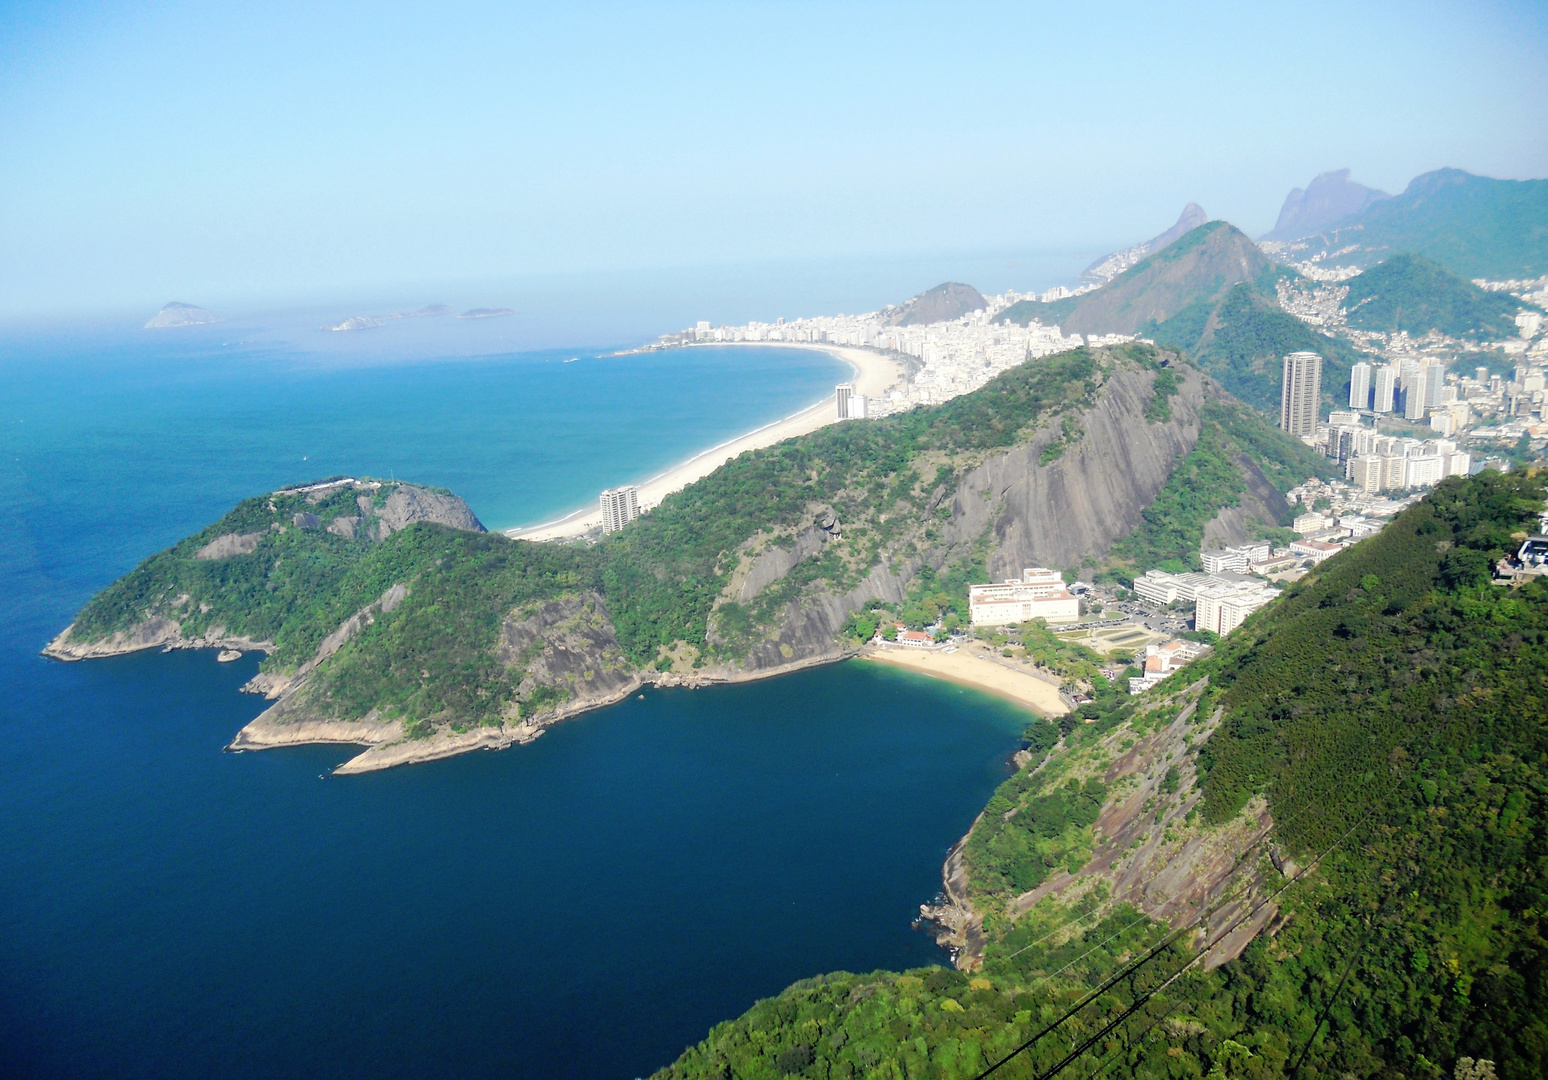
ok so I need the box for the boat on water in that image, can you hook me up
[564,357,578,363]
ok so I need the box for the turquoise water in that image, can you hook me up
[0,324,1030,1078]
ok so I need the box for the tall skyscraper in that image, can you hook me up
[1349,362,1372,410]
[1279,351,1323,437]
[835,383,854,420]
[1422,361,1445,408]
[599,485,640,534]
[1373,366,1396,413]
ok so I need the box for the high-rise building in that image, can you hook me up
[1373,367,1396,413]
[1422,361,1445,408]
[599,485,640,534]
[1279,351,1323,437]
[1404,378,1427,421]
[1349,362,1372,410]
[835,383,854,419]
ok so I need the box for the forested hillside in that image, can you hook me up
[997,221,1360,412]
[1342,254,1541,340]
[57,344,1322,765]
[653,470,1548,1080]
[1285,168,1548,279]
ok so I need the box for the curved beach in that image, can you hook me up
[507,343,904,542]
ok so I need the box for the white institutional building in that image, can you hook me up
[599,485,641,533]
[969,568,1080,627]
[1280,351,1324,438]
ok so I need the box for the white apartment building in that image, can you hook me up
[1200,542,1271,573]
[1373,367,1397,413]
[1349,362,1372,410]
[1194,581,1279,636]
[835,383,854,419]
[599,485,641,533]
[1280,351,1324,438]
[969,567,1080,626]
[1288,538,1343,564]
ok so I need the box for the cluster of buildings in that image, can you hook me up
[1128,639,1208,694]
[1131,566,1281,636]
[666,298,1131,417]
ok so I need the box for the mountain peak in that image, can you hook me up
[1261,168,1389,242]
[884,282,987,327]
[1081,203,1209,285]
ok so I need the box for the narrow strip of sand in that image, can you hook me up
[862,645,1069,718]
[507,343,905,542]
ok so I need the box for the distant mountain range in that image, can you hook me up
[883,282,986,327]
[1260,169,1389,242]
[1266,167,1548,279]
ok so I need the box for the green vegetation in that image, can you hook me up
[1294,168,1548,280]
[655,471,1548,1080]
[70,345,1158,730]
[1108,401,1335,570]
[1342,253,1540,341]
[1148,281,1367,412]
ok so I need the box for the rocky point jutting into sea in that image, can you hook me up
[46,341,1304,776]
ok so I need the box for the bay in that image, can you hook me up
[0,325,1031,1078]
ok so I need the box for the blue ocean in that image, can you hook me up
[0,317,1031,1079]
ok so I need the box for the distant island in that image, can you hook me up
[458,307,514,319]
[144,302,220,329]
[323,316,386,332]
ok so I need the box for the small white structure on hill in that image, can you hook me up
[969,568,1080,626]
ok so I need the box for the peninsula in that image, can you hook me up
[46,339,1322,775]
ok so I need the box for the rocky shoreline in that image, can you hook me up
[46,616,859,775]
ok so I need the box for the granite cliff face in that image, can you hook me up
[723,363,1209,674]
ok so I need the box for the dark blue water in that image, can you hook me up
[0,326,1029,1079]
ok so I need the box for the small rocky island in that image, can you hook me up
[144,302,220,329]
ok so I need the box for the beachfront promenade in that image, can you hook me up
[506,343,904,542]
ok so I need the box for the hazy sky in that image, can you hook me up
[2,0,1546,318]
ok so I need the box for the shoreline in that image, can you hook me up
[505,343,904,542]
[860,644,1069,719]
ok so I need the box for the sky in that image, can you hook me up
[1,0,1546,323]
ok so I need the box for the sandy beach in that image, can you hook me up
[861,644,1069,718]
[506,343,905,541]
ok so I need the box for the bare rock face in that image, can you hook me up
[497,592,638,716]
[728,363,1207,675]
[735,526,830,604]
[375,484,486,537]
[1201,454,1291,548]
[195,532,264,560]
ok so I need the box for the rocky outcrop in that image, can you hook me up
[724,363,1205,675]
[195,532,263,560]
[965,365,1205,575]
[987,694,1284,972]
[497,592,639,714]
[375,484,486,537]
[43,618,271,662]
[1201,454,1291,548]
